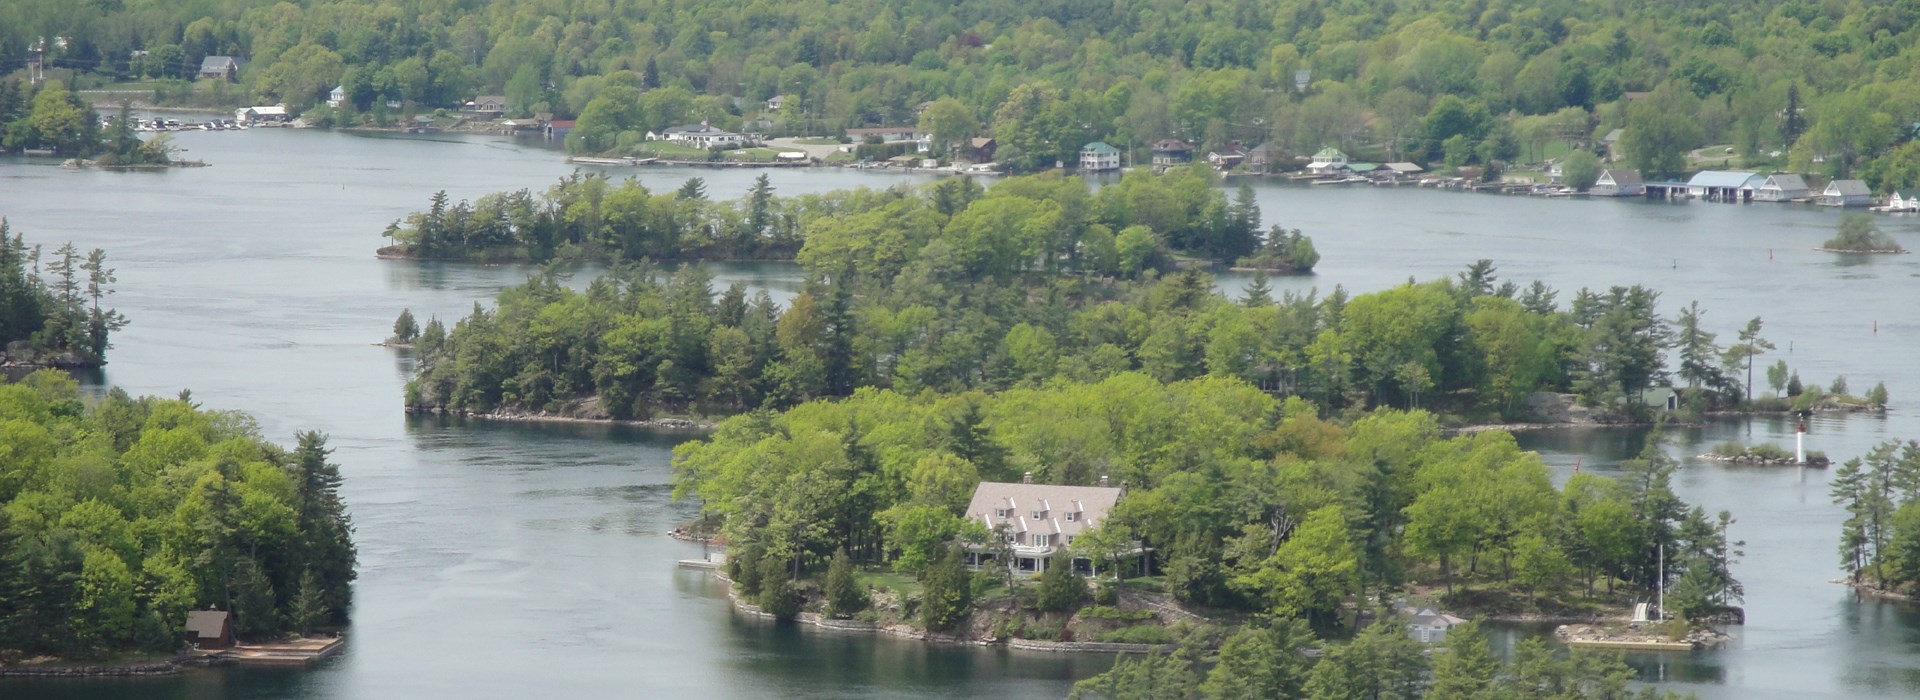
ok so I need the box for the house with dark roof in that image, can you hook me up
[198,56,243,81]
[1151,139,1194,166]
[1890,190,1920,211]
[963,475,1130,574]
[1819,179,1871,207]
[967,136,997,163]
[1591,168,1645,197]
[186,609,234,648]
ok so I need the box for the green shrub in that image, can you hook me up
[1082,606,1155,622]
[1093,625,1176,644]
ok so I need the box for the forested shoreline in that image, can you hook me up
[0,371,357,661]
[18,0,1920,189]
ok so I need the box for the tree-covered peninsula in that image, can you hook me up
[0,81,174,166]
[0,220,127,368]
[0,371,356,661]
[379,167,1292,268]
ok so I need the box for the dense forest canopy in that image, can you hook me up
[0,371,356,659]
[11,0,1920,180]
[0,220,127,367]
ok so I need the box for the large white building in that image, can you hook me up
[653,122,750,148]
[963,475,1127,574]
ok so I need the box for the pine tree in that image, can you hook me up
[825,546,864,618]
[392,308,420,343]
[919,546,971,631]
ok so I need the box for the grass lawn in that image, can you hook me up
[824,151,858,164]
[794,137,844,145]
[859,570,922,596]
[634,142,711,159]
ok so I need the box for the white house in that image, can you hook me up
[845,127,919,142]
[1079,141,1121,172]
[465,95,506,115]
[327,85,346,108]
[1687,171,1763,201]
[765,95,786,111]
[1890,190,1920,211]
[1591,168,1645,197]
[655,122,749,148]
[1408,609,1468,644]
[1819,179,1871,207]
[1749,173,1809,202]
[1307,147,1348,175]
[963,475,1127,574]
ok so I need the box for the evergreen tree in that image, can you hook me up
[1036,557,1086,613]
[919,546,971,632]
[392,308,420,343]
[825,546,864,618]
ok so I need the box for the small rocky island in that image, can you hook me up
[1819,213,1907,254]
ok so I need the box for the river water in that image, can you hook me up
[2,126,1919,698]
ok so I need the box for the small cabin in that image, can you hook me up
[1820,179,1871,207]
[1408,608,1467,644]
[185,609,233,649]
[198,56,243,81]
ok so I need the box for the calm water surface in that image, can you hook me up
[4,127,1920,698]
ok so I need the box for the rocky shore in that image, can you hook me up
[0,659,181,678]
[1555,622,1730,650]
[1697,452,1830,466]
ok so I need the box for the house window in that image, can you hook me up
[1065,512,1079,522]
[994,507,1009,518]
[1032,534,1050,547]
[1030,510,1045,519]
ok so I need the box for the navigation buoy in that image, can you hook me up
[1796,422,1806,465]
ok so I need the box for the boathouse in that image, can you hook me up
[963,474,1131,575]
[1378,162,1425,181]
[1080,141,1122,171]
[186,609,234,649]
[1750,173,1809,202]
[1151,139,1194,166]
[236,105,290,125]
[967,137,997,163]
[1890,190,1920,211]
[1591,168,1645,197]
[1686,171,1762,201]
[1819,179,1871,207]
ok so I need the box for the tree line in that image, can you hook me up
[671,373,1741,638]
[0,79,174,164]
[0,220,127,367]
[381,167,1285,268]
[0,371,356,658]
[19,0,1920,185]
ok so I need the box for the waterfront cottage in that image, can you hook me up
[968,137,997,163]
[1307,146,1348,174]
[1749,174,1809,202]
[328,85,346,108]
[1819,179,1871,207]
[963,474,1131,574]
[1408,609,1468,643]
[186,609,234,649]
[1591,168,1645,197]
[1890,190,1920,211]
[1686,171,1763,201]
[465,96,507,116]
[198,56,243,81]
[765,95,785,111]
[1080,141,1122,171]
[1248,143,1284,173]
[1151,139,1194,166]
[235,105,290,125]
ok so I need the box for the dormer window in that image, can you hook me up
[1030,509,1045,519]
[1065,511,1079,522]
[994,507,1009,518]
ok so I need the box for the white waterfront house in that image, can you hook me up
[1408,609,1468,643]
[1750,173,1810,202]
[1307,147,1349,175]
[1079,141,1122,171]
[653,122,750,148]
[963,475,1126,574]
[1686,171,1763,201]
[1591,168,1645,197]
[1819,179,1871,207]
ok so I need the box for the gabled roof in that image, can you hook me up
[964,481,1123,540]
[1761,173,1808,191]
[1408,608,1467,628]
[1897,189,1920,201]
[1081,141,1121,155]
[1825,179,1871,196]
[1249,142,1282,156]
[666,123,731,134]
[185,610,229,637]
[199,56,239,72]
[1687,170,1761,188]
[1152,139,1193,153]
[473,95,506,105]
[248,105,288,116]
[1384,162,1424,173]
[1312,146,1346,159]
[969,136,996,148]
[1603,128,1624,143]
[1599,168,1643,187]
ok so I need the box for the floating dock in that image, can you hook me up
[216,636,346,666]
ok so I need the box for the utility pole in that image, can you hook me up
[28,36,45,84]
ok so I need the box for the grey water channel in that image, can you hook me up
[3,124,1920,698]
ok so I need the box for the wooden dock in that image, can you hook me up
[1563,638,1694,651]
[216,636,345,666]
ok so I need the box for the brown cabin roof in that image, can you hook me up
[185,610,230,637]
